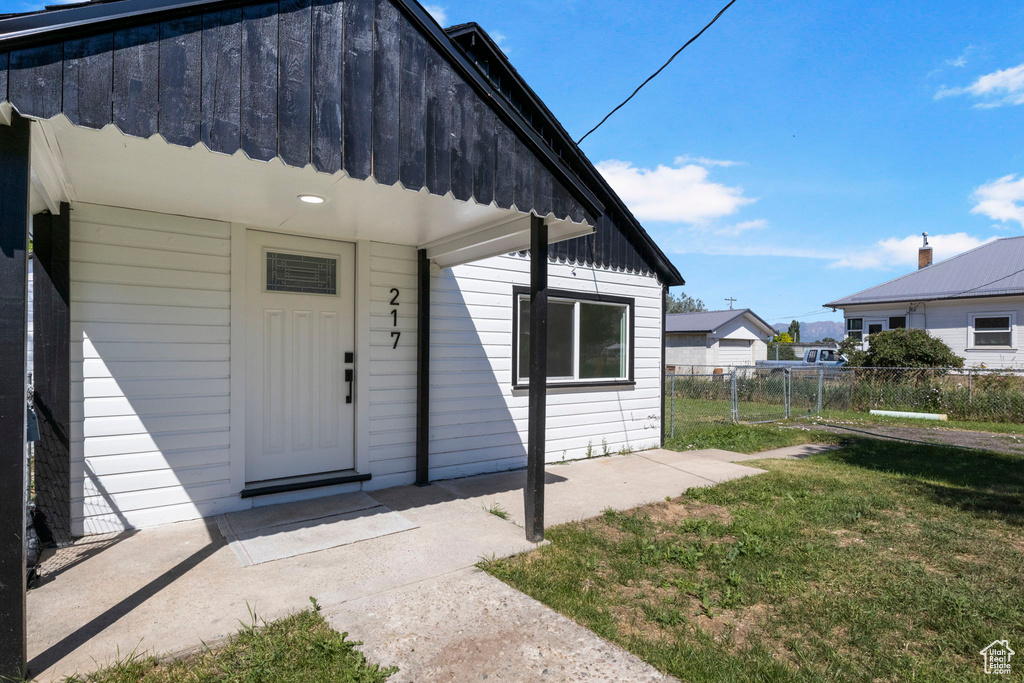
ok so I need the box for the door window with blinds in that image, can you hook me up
[512,287,634,386]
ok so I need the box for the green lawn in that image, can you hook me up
[482,432,1024,681]
[64,605,396,683]
[665,421,843,454]
[811,410,1024,436]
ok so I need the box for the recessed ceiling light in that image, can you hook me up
[298,194,325,204]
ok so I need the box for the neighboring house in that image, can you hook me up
[0,0,684,547]
[825,234,1024,367]
[665,309,775,371]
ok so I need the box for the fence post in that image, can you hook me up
[784,368,791,419]
[817,368,823,415]
[730,369,738,423]
[670,374,675,439]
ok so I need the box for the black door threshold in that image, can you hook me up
[240,472,371,499]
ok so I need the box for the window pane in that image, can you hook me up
[847,318,862,331]
[975,331,1012,346]
[889,316,906,329]
[266,252,337,294]
[579,303,627,379]
[975,316,1010,331]
[518,299,575,380]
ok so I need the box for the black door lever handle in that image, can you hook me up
[345,368,353,404]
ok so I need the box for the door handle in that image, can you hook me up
[345,368,353,404]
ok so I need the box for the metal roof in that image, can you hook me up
[666,309,774,335]
[825,236,1024,308]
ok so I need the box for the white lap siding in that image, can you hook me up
[70,204,234,535]
[421,253,663,480]
[364,242,420,489]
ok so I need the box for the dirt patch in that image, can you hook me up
[830,529,866,547]
[792,421,1024,455]
[649,499,733,526]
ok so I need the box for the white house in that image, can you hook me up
[825,234,1024,368]
[0,3,686,664]
[665,309,775,371]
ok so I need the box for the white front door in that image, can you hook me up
[245,231,356,483]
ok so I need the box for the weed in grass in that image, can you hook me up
[586,440,594,459]
[485,502,510,520]
[65,607,396,683]
[642,603,687,628]
[601,437,610,457]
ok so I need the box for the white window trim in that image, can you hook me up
[515,293,632,385]
[967,311,1016,350]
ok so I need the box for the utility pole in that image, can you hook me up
[724,297,737,310]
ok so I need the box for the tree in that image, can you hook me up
[768,332,797,360]
[839,328,964,368]
[820,336,837,345]
[666,291,707,314]
[787,320,801,343]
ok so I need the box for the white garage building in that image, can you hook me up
[665,309,775,372]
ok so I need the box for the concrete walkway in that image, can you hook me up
[26,446,811,681]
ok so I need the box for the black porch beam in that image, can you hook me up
[0,111,31,681]
[33,205,72,545]
[525,215,547,542]
[415,248,430,487]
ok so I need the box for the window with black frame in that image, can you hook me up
[515,289,632,385]
[846,318,863,341]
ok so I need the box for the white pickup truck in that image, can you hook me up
[757,348,845,368]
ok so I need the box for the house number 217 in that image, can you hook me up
[390,288,400,349]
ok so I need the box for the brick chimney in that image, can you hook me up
[918,232,933,269]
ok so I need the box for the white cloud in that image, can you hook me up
[971,174,1024,226]
[829,233,994,269]
[673,154,743,168]
[936,63,1024,107]
[595,158,755,224]
[713,219,768,237]
[423,4,448,26]
[944,46,975,68]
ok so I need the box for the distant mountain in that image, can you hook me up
[772,320,844,342]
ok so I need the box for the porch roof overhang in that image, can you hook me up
[0,0,604,250]
[22,114,593,266]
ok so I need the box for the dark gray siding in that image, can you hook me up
[0,0,585,223]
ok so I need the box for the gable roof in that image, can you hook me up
[666,309,774,336]
[825,236,1024,308]
[0,0,684,286]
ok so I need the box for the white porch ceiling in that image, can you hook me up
[30,116,592,265]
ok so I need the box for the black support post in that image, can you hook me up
[0,112,31,681]
[415,248,430,486]
[525,215,547,543]
[33,204,72,545]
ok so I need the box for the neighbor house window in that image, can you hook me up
[846,318,863,341]
[889,316,906,329]
[514,287,633,385]
[971,314,1014,348]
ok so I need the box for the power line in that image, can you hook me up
[576,0,738,145]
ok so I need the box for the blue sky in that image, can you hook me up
[4,0,1023,324]
[421,0,1024,324]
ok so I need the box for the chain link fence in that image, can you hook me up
[665,365,1024,438]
